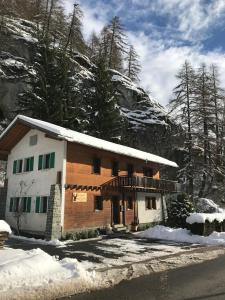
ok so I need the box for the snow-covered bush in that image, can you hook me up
[194,197,223,213]
[167,193,194,228]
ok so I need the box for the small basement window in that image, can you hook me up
[145,197,157,210]
[93,158,101,174]
[35,196,48,213]
[23,157,34,172]
[29,135,38,146]
[127,196,133,210]
[94,196,103,211]
[112,161,119,176]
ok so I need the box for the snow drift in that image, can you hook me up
[0,220,12,233]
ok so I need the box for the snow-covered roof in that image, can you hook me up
[1,115,178,168]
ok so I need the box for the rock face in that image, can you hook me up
[0,17,182,171]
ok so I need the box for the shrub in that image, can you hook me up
[167,193,194,228]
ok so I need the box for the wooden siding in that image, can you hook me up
[64,142,160,231]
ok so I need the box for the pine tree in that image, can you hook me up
[64,3,87,54]
[169,61,196,198]
[85,57,125,142]
[104,16,128,72]
[17,45,86,131]
[125,45,141,82]
[167,193,194,228]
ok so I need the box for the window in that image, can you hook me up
[94,196,103,211]
[127,164,134,177]
[21,197,31,212]
[93,158,101,174]
[145,197,157,210]
[127,197,133,210]
[35,196,48,213]
[143,168,153,177]
[13,159,23,174]
[30,135,38,146]
[24,157,34,172]
[112,161,119,176]
[38,152,55,170]
[9,197,20,212]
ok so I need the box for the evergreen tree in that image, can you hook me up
[85,57,125,142]
[125,45,141,82]
[167,193,194,228]
[104,16,128,71]
[169,61,196,198]
[18,45,86,131]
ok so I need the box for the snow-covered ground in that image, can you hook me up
[139,225,225,246]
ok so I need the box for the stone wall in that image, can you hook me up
[0,179,8,220]
[45,184,62,240]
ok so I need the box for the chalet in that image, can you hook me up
[0,115,178,239]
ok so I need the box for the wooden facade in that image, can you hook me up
[64,142,163,231]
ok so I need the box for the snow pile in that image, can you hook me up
[186,213,225,224]
[195,198,223,213]
[0,220,12,233]
[138,225,225,246]
[11,234,71,246]
[0,248,96,292]
[1,115,178,168]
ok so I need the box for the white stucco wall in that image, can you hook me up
[5,129,65,233]
[137,192,163,224]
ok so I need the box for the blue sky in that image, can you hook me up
[64,0,225,106]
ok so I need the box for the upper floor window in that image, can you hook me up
[145,197,157,210]
[127,164,134,177]
[36,196,48,213]
[29,135,38,146]
[112,161,119,176]
[24,157,34,172]
[143,167,153,177]
[93,158,101,174]
[94,196,103,211]
[13,159,23,174]
[38,152,55,170]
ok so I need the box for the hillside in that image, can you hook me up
[0,17,182,164]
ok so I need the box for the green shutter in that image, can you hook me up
[38,155,43,170]
[50,152,55,168]
[30,157,34,171]
[9,198,13,212]
[13,160,17,174]
[27,197,31,212]
[36,196,40,213]
[22,197,26,212]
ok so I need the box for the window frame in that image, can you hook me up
[94,196,103,211]
[29,134,38,146]
[21,197,32,213]
[38,152,55,170]
[13,159,23,174]
[145,196,157,210]
[23,156,34,172]
[111,160,119,176]
[9,197,20,212]
[92,158,101,174]
[35,196,48,213]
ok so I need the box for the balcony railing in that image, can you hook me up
[101,176,179,193]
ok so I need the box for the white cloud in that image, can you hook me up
[62,0,225,107]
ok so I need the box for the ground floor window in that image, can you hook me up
[127,196,133,210]
[21,197,31,212]
[36,196,48,213]
[145,197,157,210]
[9,197,20,212]
[94,196,103,211]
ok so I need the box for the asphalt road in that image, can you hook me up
[62,253,225,300]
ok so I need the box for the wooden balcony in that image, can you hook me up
[101,176,179,193]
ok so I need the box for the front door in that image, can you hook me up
[112,196,120,224]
